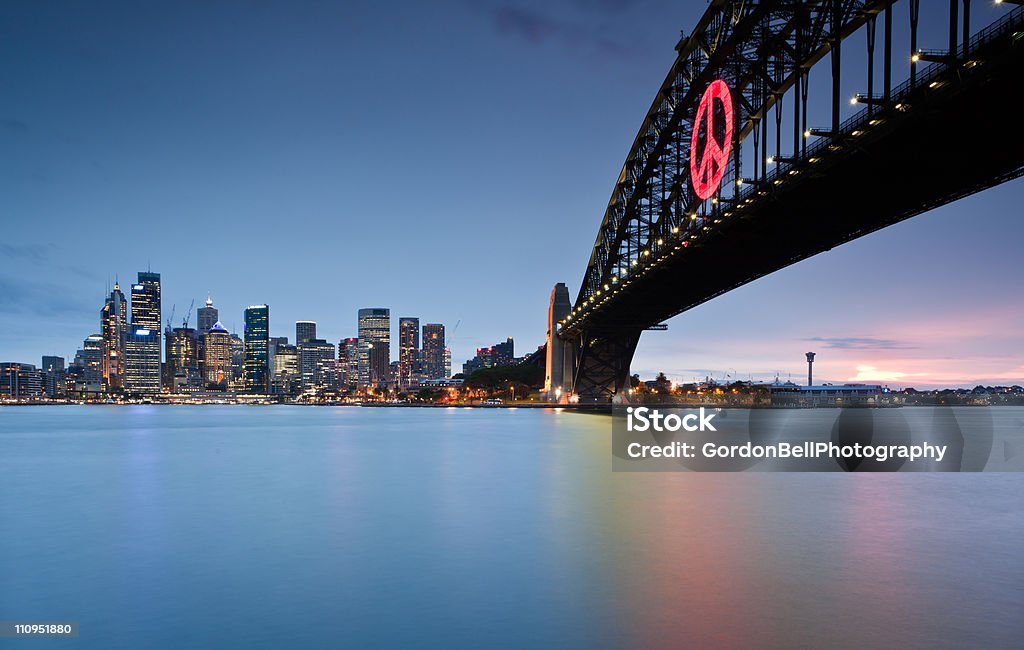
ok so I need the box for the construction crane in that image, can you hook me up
[182,299,195,329]
[165,304,176,335]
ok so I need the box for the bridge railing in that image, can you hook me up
[735,5,1024,208]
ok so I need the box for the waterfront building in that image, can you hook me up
[299,338,336,391]
[338,337,358,391]
[229,333,244,391]
[0,362,43,398]
[398,317,419,388]
[243,305,270,394]
[41,356,65,398]
[493,337,514,366]
[124,327,162,394]
[421,323,445,380]
[296,321,317,345]
[73,335,103,384]
[204,322,232,390]
[357,308,390,388]
[100,283,128,392]
[166,327,200,390]
[443,347,451,379]
[272,343,299,395]
[124,273,163,394]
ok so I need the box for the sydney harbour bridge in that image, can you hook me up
[542,0,1024,403]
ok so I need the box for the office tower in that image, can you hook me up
[272,344,299,395]
[357,308,390,388]
[41,356,65,398]
[338,338,358,390]
[204,322,232,390]
[124,327,162,394]
[124,272,162,394]
[443,347,451,379]
[229,333,244,391]
[166,327,200,390]
[243,305,270,394]
[196,294,219,336]
[298,339,335,391]
[296,321,317,345]
[422,323,445,380]
[74,335,103,384]
[493,337,514,366]
[0,363,43,398]
[101,283,128,392]
[398,317,419,388]
[131,272,162,332]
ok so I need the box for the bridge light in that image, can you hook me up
[735,178,743,186]
[642,250,650,257]
[911,52,921,63]
[656,239,663,246]
[672,226,679,233]
[766,155,775,164]
[850,96,859,105]
[711,197,718,204]
[803,130,811,138]
[689,212,697,219]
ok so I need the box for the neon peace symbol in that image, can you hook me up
[689,79,734,200]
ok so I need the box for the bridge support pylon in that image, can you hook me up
[544,283,573,403]
[568,329,642,404]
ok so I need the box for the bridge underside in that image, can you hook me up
[562,30,1024,402]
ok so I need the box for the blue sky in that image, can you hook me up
[2,0,1022,388]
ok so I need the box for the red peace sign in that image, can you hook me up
[689,79,734,200]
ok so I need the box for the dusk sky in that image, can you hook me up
[2,0,1022,388]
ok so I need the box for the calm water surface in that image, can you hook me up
[1,406,1022,648]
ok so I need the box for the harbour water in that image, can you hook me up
[1,406,1022,648]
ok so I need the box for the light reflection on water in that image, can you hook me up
[1,406,1021,649]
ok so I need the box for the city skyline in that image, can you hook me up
[2,1,1023,388]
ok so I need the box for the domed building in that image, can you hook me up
[204,321,232,390]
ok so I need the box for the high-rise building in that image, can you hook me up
[74,335,103,384]
[296,321,317,345]
[272,344,299,395]
[124,327,162,394]
[298,339,336,391]
[357,308,390,388]
[243,305,270,394]
[196,294,219,336]
[166,327,200,390]
[493,337,514,366]
[338,338,358,390]
[229,333,245,391]
[131,272,162,332]
[101,283,128,392]
[443,347,452,379]
[41,356,65,398]
[0,363,42,398]
[204,322,232,390]
[422,323,445,380]
[398,317,420,388]
[124,272,162,394]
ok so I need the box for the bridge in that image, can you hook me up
[544,0,1024,403]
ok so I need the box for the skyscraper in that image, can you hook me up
[204,322,232,390]
[124,327,162,394]
[298,338,335,391]
[338,337,358,390]
[131,272,162,332]
[272,343,299,395]
[41,356,65,398]
[296,321,317,345]
[357,308,390,388]
[422,323,445,380]
[101,283,128,392]
[243,305,270,394]
[196,294,218,336]
[125,272,162,394]
[229,333,244,391]
[74,335,103,384]
[398,317,419,388]
[166,327,200,390]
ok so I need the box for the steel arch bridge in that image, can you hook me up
[545,0,1024,403]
